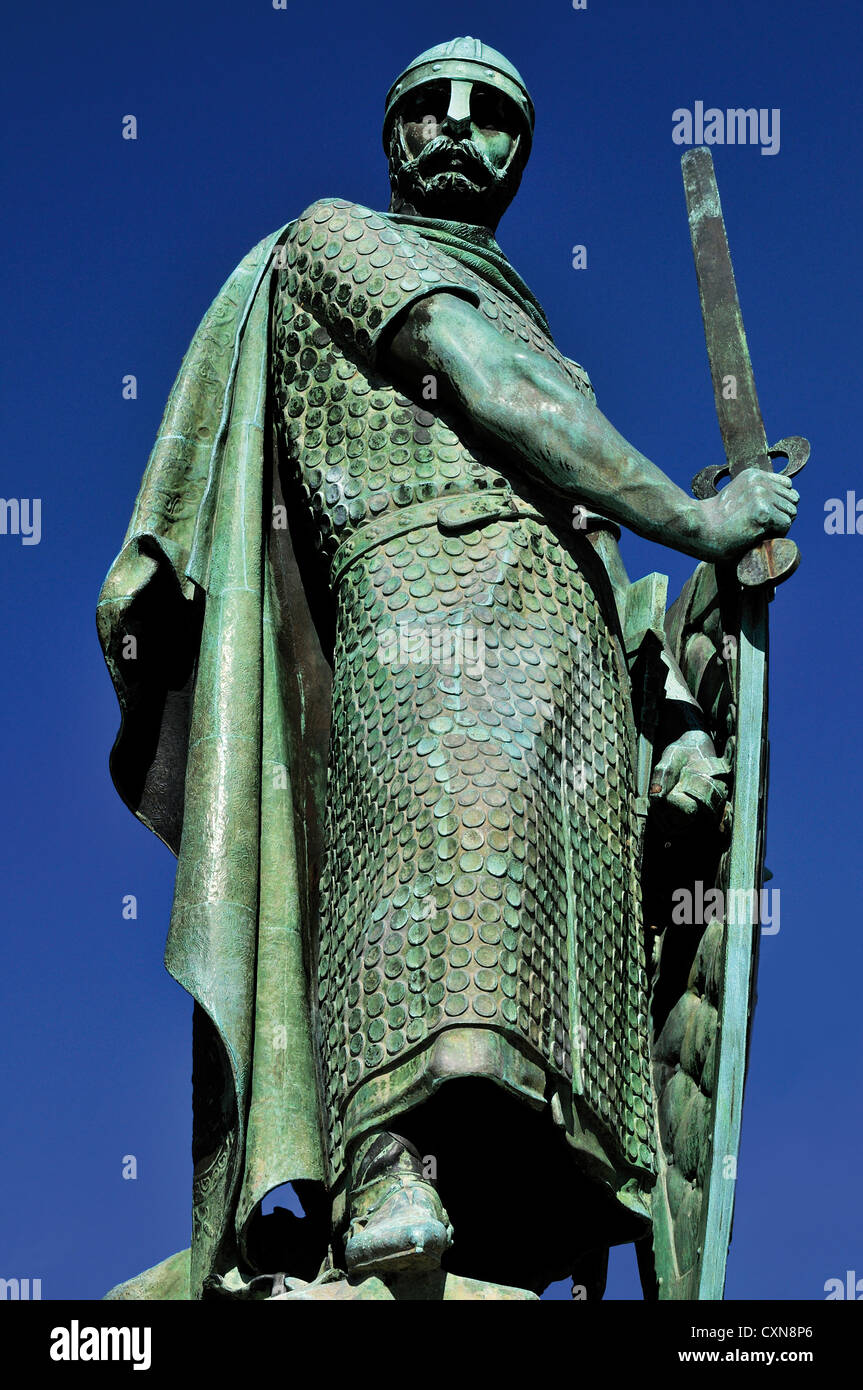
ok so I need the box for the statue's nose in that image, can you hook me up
[441,80,474,140]
[441,113,472,140]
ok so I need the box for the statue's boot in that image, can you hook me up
[344,1130,453,1277]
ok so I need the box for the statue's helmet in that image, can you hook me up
[383,37,535,226]
[383,36,535,156]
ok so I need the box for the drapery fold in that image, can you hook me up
[98,226,326,1299]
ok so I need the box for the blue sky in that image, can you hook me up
[2,0,860,1301]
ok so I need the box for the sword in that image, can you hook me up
[680,147,808,1299]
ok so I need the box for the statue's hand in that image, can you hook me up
[649,729,730,827]
[699,467,798,560]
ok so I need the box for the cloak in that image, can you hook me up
[99,224,333,1299]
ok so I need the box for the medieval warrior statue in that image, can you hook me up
[99,38,805,1300]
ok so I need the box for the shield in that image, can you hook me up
[638,556,763,1299]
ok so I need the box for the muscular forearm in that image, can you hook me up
[475,346,706,555]
[384,292,798,562]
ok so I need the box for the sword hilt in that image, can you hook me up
[691,435,810,588]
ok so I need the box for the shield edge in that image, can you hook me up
[695,585,769,1298]
[640,560,768,1300]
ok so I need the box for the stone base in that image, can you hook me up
[105,1248,538,1301]
[268,1271,537,1301]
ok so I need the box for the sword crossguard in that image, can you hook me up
[691,436,810,499]
[690,435,810,589]
[767,435,811,480]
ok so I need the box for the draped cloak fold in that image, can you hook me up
[98,225,334,1299]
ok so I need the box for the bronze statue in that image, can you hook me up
[99,37,803,1301]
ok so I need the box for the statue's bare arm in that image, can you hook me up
[383,291,798,563]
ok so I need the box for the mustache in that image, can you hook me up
[409,135,498,186]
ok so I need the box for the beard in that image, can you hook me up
[388,133,523,228]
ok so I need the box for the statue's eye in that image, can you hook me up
[471,87,511,131]
[404,84,447,126]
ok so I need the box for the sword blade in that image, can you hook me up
[682,147,769,476]
[683,147,800,587]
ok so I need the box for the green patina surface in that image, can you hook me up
[98,39,803,1302]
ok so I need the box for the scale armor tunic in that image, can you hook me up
[271,198,657,1217]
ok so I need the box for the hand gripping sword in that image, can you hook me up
[681,147,808,1298]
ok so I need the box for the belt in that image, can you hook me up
[329,486,620,589]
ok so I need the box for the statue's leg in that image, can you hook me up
[343,1130,453,1277]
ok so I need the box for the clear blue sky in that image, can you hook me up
[2,0,860,1301]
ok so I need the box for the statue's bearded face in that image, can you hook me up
[387,78,527,229]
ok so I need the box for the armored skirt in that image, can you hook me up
[313,509,657,1218]
[272,197,658,1238]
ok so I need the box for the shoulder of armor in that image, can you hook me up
[293,196,385,225]
[563,356,596,402]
